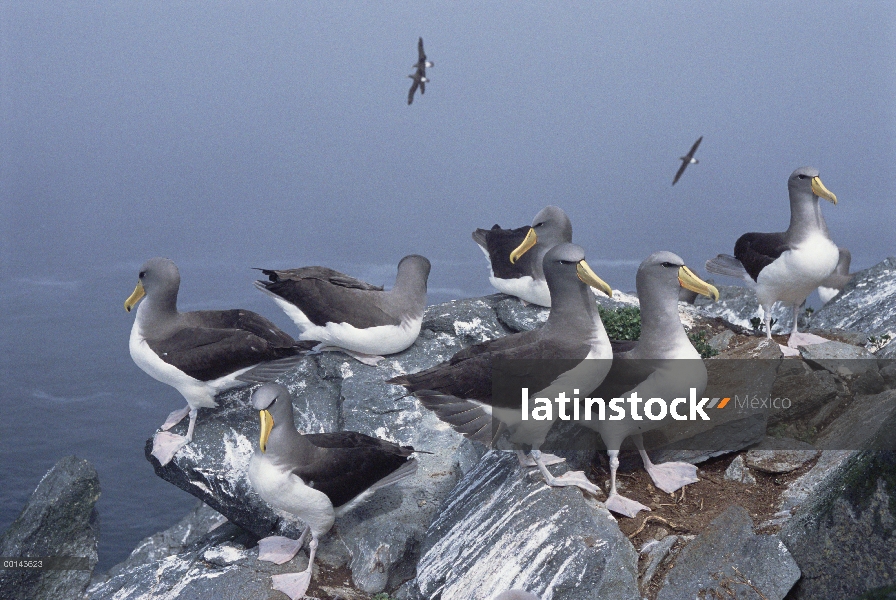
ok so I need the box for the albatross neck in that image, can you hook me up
[787,189,829,242]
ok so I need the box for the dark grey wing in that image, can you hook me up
[295,433,415,507]
[590,355,660,398]
[147,326,299,381]
[687,136,703,158]
[672,159,689,185]
[258,267,382,291]
[190,308,297,347]
[734,232,790,281]
[418,37,426,62]
[420,79,425,95]
[474,224,534,279]
[408,78,419,105]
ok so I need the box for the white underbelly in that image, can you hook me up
[489,275,551,307]
[756,236,838,306]
[248,454,335,537]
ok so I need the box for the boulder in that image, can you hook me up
[408,451,640,600]
[723,455,756,484]
[0,456,100,600]
[694,284,802,334]
[744,436,819,474]
[656,506,800,600]
[810,257,896,338]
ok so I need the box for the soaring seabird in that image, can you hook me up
[817,247,852,305]
[389,243,614,495]
[584,252,719,517]
[125,258,304,465]
[254,255,430,365]
[705,167,839,351]
[248,383,418,600]
[672,136,702,185]
[407,37,432,105]
[472,206,574,307]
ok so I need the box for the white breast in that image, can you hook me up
[489,275,551,307]
[248,453,335,537]
[756,234,838,306]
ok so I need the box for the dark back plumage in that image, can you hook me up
[734,232,789,281]
[472,224,536,279]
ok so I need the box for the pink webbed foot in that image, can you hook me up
[257,535,305,565]
[151,431,190,465]
[605,492,650,518]
[644,461,699,494]
[787,331,829,348]
[271,570,312,600]
[160,406,191,430]
[515,450,565,468]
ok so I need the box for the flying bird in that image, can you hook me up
[672,136,703,185]
[407,37,432,105]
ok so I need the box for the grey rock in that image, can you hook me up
[143,297,503,594]
[723,455,756,484]
[811,257,896,335]
[639,535,678,593]
[707,329,735,353]
[799,340,879,377]
[95,500,225,586]
[779,443,896,600]
[656,506,800,600]
[0,456,100,600]
[493,591,541,600]
[494,296,549,333]
[768,359,840,426]
[410,451,640,600]
[745,437,819,474]
[694,284,804,334]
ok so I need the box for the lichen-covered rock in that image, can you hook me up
[0,456,100,600]
[745,437,819,474]
[656,506,799,600]
[811,257,896,339]
[408,451,640,600]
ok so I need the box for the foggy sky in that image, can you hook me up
[2,2,895,289]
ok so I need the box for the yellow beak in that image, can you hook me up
[678,266,719,301]
[125,281,145,312]
[811,176,837,205]
[576,260,613,297]
[509,228,538,264]
[259,409,274,453]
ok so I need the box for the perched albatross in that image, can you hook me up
[389,243,614,495]
[248,383,418,600]
[585,252,719,517]
[472,206,573,307]
[672,136,702,185]
[705,167,839,351]
[817,247,852,305]
[124,257,304,465]
[254,255,430,365]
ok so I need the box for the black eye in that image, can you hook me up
[661,262,677,268]
[534,222,545,228]
[139,271,146,278]
[559,259,574,265]
[798,174,808,179]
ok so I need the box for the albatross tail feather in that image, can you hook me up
[705,254,751,281]
[236,355,307,384]
[413,390,505,446]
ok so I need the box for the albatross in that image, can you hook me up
[472,206,573,307]
[248,383,418,600]
[705,167,839,352]
[254,255,430,365]
[388,243,614,495]
[585,252,719,517]
[124,257,304,465]
[407,37,432,105]
[672,136,702,185]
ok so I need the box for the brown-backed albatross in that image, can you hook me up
[472,206,573,307]
[248,383,418,600]
[124,257,304,466]
[388,243,614,495]
[585,252,719,517]
[706,167,839,354]
[254,255,431,365]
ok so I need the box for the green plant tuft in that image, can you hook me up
[598,306,641,341]
[688,330,719,358]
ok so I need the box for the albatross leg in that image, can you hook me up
[633,434,698,493]
[604,450,650,518]
[530,450,601,495]
[151,408,198,466]
[312,344,384,366]
[271,535,317,600]
[786,304,828,349]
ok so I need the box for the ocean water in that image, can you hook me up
[0,257,638,571]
